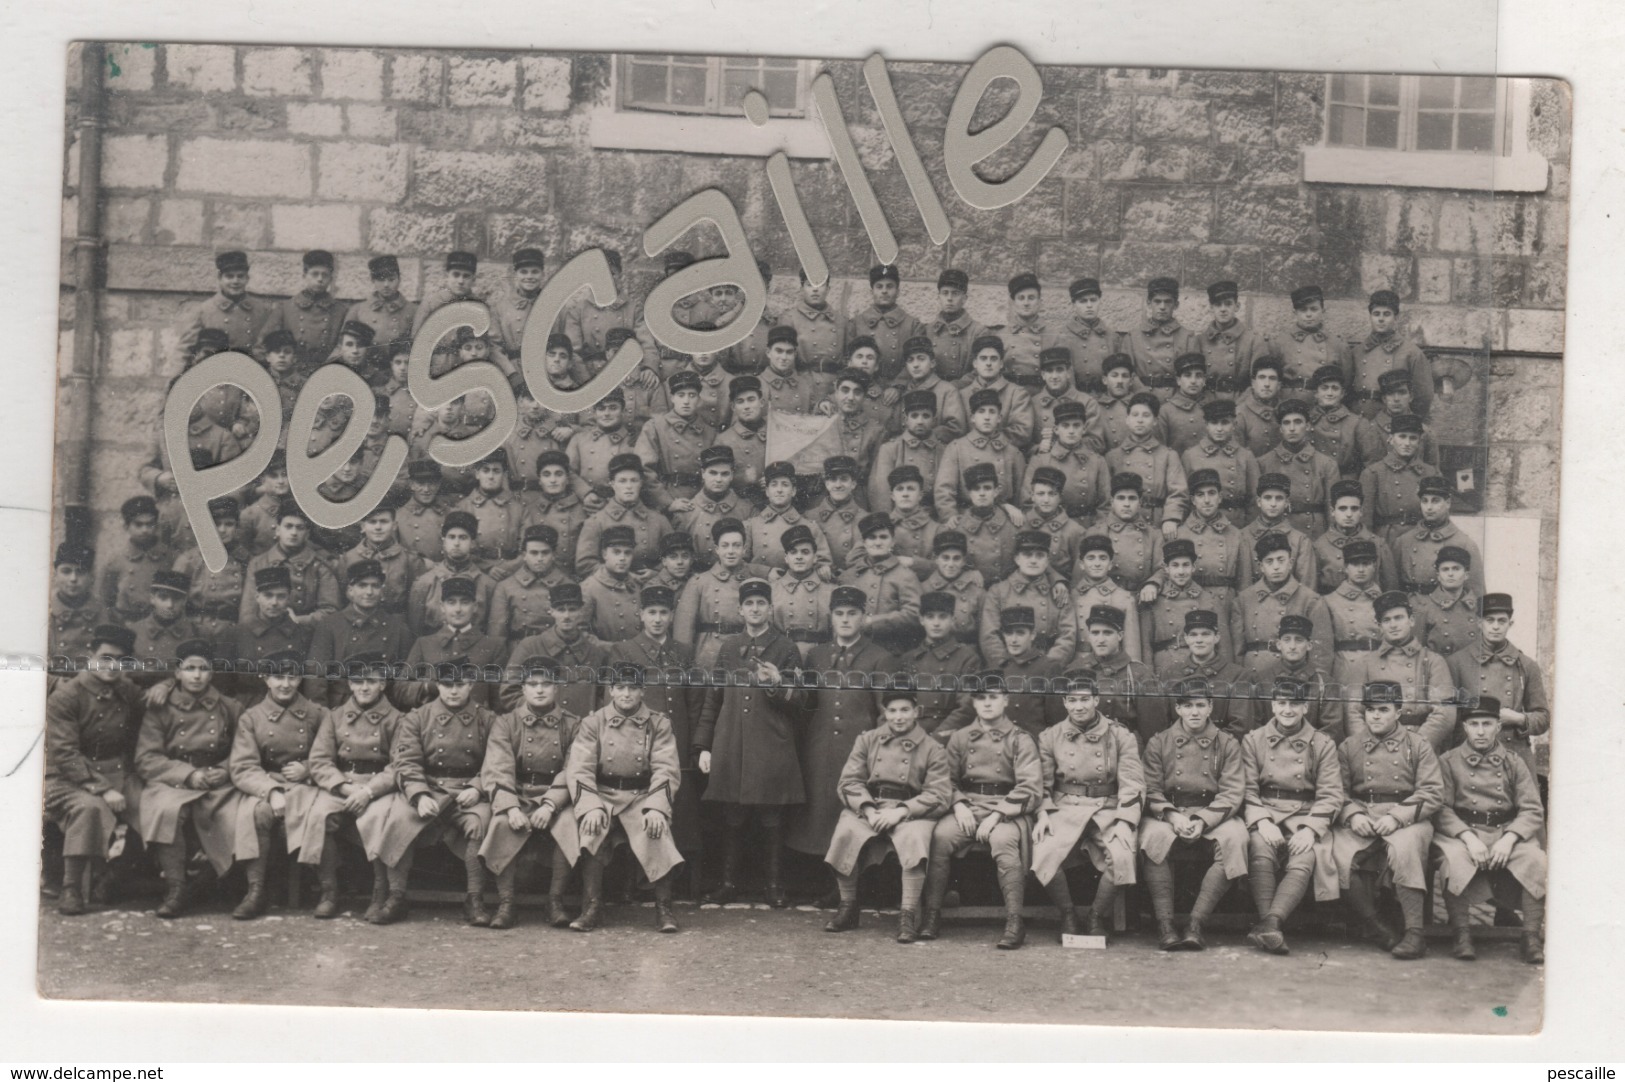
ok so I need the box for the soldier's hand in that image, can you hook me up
[1255,820,1284,848]
[1500,708,1527,730]
[581,809,609,837]
[816,565,834,583]
[698,750,712,774]
[1350,813,1377,838]
[529,805,554,831]
[1161,521,1178,541]
[1138,583,1161,605]
[415,795,441,819]
[583,492,607,511]
[1461,831,1491,867]
[1286,827,1316,856]
[342,788,372,815]
[144,682,173,708]
[552,425,576,444]
[816,401,835,417]
[268,790,288,818]
[1373,814,1401,836]
[634,369,659,391]
[456,786,482,808]
[462,816,483,841]
[102,790,127,815]
[667,498,696,515]
[204,767,230,788]
[1487,833,1518,870]
[877,807,908,831]
[880,387,901,407]
[755,660,782,685]
[506,808,529,831]
[1033,813,1052,841]
[1176,817,1204,840]
[185,770,206,790]
[974,811,1000,844]
[953,804,977,837]
[643,810,667,839]
[1166,812,1193,836]
[282,761,309,783]
[1003,504,1026,528]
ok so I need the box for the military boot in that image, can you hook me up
[704,825,744,904]
[57,856,88,917]
[1445,892,1476,960]
[154,843,189,920]
[994,861,1026,950]
[313,846,341,920]
[463,848,491,927]
[1248,915,1288,955]
[363,861,389,924]
[1344,873,1399,950]
[232,858,268,920]
[570,856,604,932]
[489,865,518,930]
[1520,892,1545,965]
[653,876,679,934]
[824,900,861,932]
[896,908,919,944]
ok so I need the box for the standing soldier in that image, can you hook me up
[175,250,275,362]
[714,377,771,507]
[670,446,748,567]
[1341,591,1456,751]
[404,577,508,708]
[872,394,948,514]
[822,688,953,942]
[406,511,496,638]
[241,500,340,629]
[1391,478,1486,596]
[454,451,525,567]
[1242,615,1346,742]
[781,270,845,399]
[1256,399,1341,537]
[1154,610,1251,735]
[478,656,582,930]
[1447,593,1549,791]
[565,667,686,933]
[1240,676,1346,955]
[979,531,1076,668]
[134,640,256,920]
[1121,278,1200,401]
[840,515,924,657]
[747,464,834,575]
[306,653,407,925]
[100,496,173,625]
[811,456,866,572]
[848,264,926,383]
[486,248,547,362]
[1308,366,1386,478]
[1360,415,1442,540]
[634,370,715,513]
[925,269,985,383]
[267,250,346,374]
[1332,680,1445,961]
[1024,403,1112,524]
[1140,539,1232,670]
[343,255,417,353]
[791,586,897,900]
[1230,532,1332,673]
[1324,539,1386,683]
[1268,285,1354,392]
[694,578,808,906]
[1158,354,1215,454]
[579,527,645,644]
[48,542,104,668]
[574,454,673,579]
[1071,546,1147,674]
[386,659,499,926]
[1138,677,1249,949]
[1314,481,1400,594]
[44,625,143,915]
[1413,547,1482,657]
[1197,281,1269,398]
[903,592,986,739]
[1000,272,1050,385]
[1167,470,1247,605]
[1043,277,1116,393]
[769,525,835,659]
[413,250,483,337]
[1353,290,1435,419]
[1234,358,1285,459]
[339,499,423,619]
[1182,400,1259,527]
[1031,674,1145,942]
[562,251,638,362]
[674,518,769,670]
[503,583,608,720]
[306,560,414,701]
[1238,475,1317,588]
[1434,697,1547,965]
[396,461,450,565]
[919,675,1043,949]
[760,326,819,416]
[482,522,574,645]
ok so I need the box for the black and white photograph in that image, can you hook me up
[36,39,1567,1035]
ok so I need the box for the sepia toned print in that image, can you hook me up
[41,42,1564,1032]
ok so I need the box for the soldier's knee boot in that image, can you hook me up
[232,857,269,921]
[994,859,1026,951]
[463,846,491,927]
[313,845,341,920]
[1345,871,1399,949]
[763,819,788,909]
[364,860,390,924]
[489,864,518,930]
[570,854,604,932]
[1087,876,1118,940]
[1445,890,1475,960]
[704,823,745,905]
[1390,885,1427,959]
[545,847,573,928]
[58,856,89,917]
[918,848,952,941]
[1520,890,1545,965]
[155,842,188,920]
[1044,871,1078,940]
[1247,852,1278,919]
[653,874,679,934]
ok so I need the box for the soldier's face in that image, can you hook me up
[475,463,505,491]
[1436,561,1469,590]
[1210,298,1238,325]
[1176,698,1212,731]
[1331,496,1362,529]
[871,280,899,307]
[891,480,923,511]
[1363,701,1401,739]
[1147,293,1178,320]
[442,596,476,627]
[1185,627,1218,657]
[1293,300,1324,328]
[1277,632,1310,662]
[219,269,250,296]
[303,266,333,293]
[1053,418,1085,448]
[849,348,879,375]
[361,513,394,546]
[447,269,476,296]
[264,671,302,703]
[1177,369,1208,396]
[176,657,213,694]
[1126,404,1156,436]
[830,604,864,640]
[937,285,966,313]
[1482,611,1513,643]
[882,699,919,733]
[409,479,441,505]
[1030,484,1060,514]
[1258,550,1292,584]
[971,692,1008,720]
[1071,294,1102,319]
[1014,548,1048,577]
[149,590,185,621]
[521,676,559,711]
[1192,485,1222,517]
[662,550,692,578]
[602,543,634,575]
[1011,288,1041,317]
[784,541,816,574]
[1164,556,1194,585]
[433,526,475,564]
[267,348,298,375]
[1042,366,1072,392]
[967,480,998,508]
[1252,370,1280,398]
[1000,626,1035,654]
[257,586,290,620]
[1063,690,1098,723]
[862,529,894,561]
[640,604,673,638]
[1110,490,1140,519]
[537,465,569,495]
[88,643,123,683]
[1103,367,1133,396]
[1369,306,1397,334]
[552,604,584,634]
[801,281,828,306]
[1378,605,1413,642]
[374,274,401,298]
[921,610,955,640]
[516,265,545,292]
[1256,490,1288,519]
[714,532,746,566]
[593,401,625,430]
[1345,559,1376,586]
[1315,382,1344,408]
[934,549,965,578]
[610,469,642,505]
[1279,413,1308,443]
[969,406,1000,435]
[905,353,935,381]
[1087,622,1122,655]
[768,343,798,373]
[1381,386,1414,415]
[390,353,411,382]
[668,388,699,417]
[765,477,795,507]
[1079,551,1111,580]
[340,337,366,364]
[972,349,1003,381]
[54,563,89,600]
[1204,418,1235,444]
[1272,697,1308,725]
[544,347,572,379]
[824,473,856,501]
[437,679,474,707]
[1389,431,1422,459]
[522,542,554,575]
[348,576,384,611]
[609,684,644,712]
[127,514,159,547]
[1420,493,1450,523]
[334,456,362,483]
[732,391,763,423]
[275,516,309,551]
[739,595,772,627]
[1462,714,1500,751]
[348,675,386,707]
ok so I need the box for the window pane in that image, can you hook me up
[671,54,707,65]
[628,62,670,105]
[1459,76,1496,108]
[1366,107,1400,148]
[670,64,708,107]
[763,69,798,110]
[1328,103,1360,146]
[1458,112,1495,152]
[1329,74,1353,103]
[1416,111,1454,150]
[720,69,754,110]
[1369,74,1400,106]
[1418,76,1456,108]
[762,56,799,70]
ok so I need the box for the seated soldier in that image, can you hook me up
[1434,696,1547,965]
[306,652,407,925]
[566,666,685,934]
[1138,677,1249,950]
[1240,676,1346,955]
[1031,673,1145,943]
[919,675,1043,949]
[478,656,581,931]
[1332,680,1445,961]
[822,687,952,943]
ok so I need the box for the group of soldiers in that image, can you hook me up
[43,246,1548,963]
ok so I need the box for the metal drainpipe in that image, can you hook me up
[59,42,106,540]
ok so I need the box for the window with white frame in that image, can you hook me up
[1304,74,1549,192]
[589,53,829,158]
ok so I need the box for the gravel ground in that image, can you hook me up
[36,897,1541,1033]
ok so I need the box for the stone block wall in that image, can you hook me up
[57,43,1567,670]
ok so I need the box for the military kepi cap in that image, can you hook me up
[89,624,136,656]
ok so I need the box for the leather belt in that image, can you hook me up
[1218,497,1246,509]
[597,771,652,792]
[1374,512,1421,528]
[1195,574,1235,589]
[1360,789,1413,804]
[1279,377,1307,389]
[1006,372,1044,388]
[697,621,746,635]
[1150,637,1178,654]
[660,472,701,488]
[1348,389,1376,403]
[519,770,557,787]
[336,757,384,775]
[867,781,916,801]
[788,628,831,644]
[82,743,129,761]
[1055,780,1117,798]
[1398,580,1433,594]
[959,780,1015,796]
[1336,637,1381,652]
[1143,375,1178,389]
[428,774,477,788]
[1455,806,1516,828]
[176,749,228,768]
[1259,784,1315,802]
[1241,640,1273,654]
[1166,787,1218,807]
[1211,376,1243,394]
